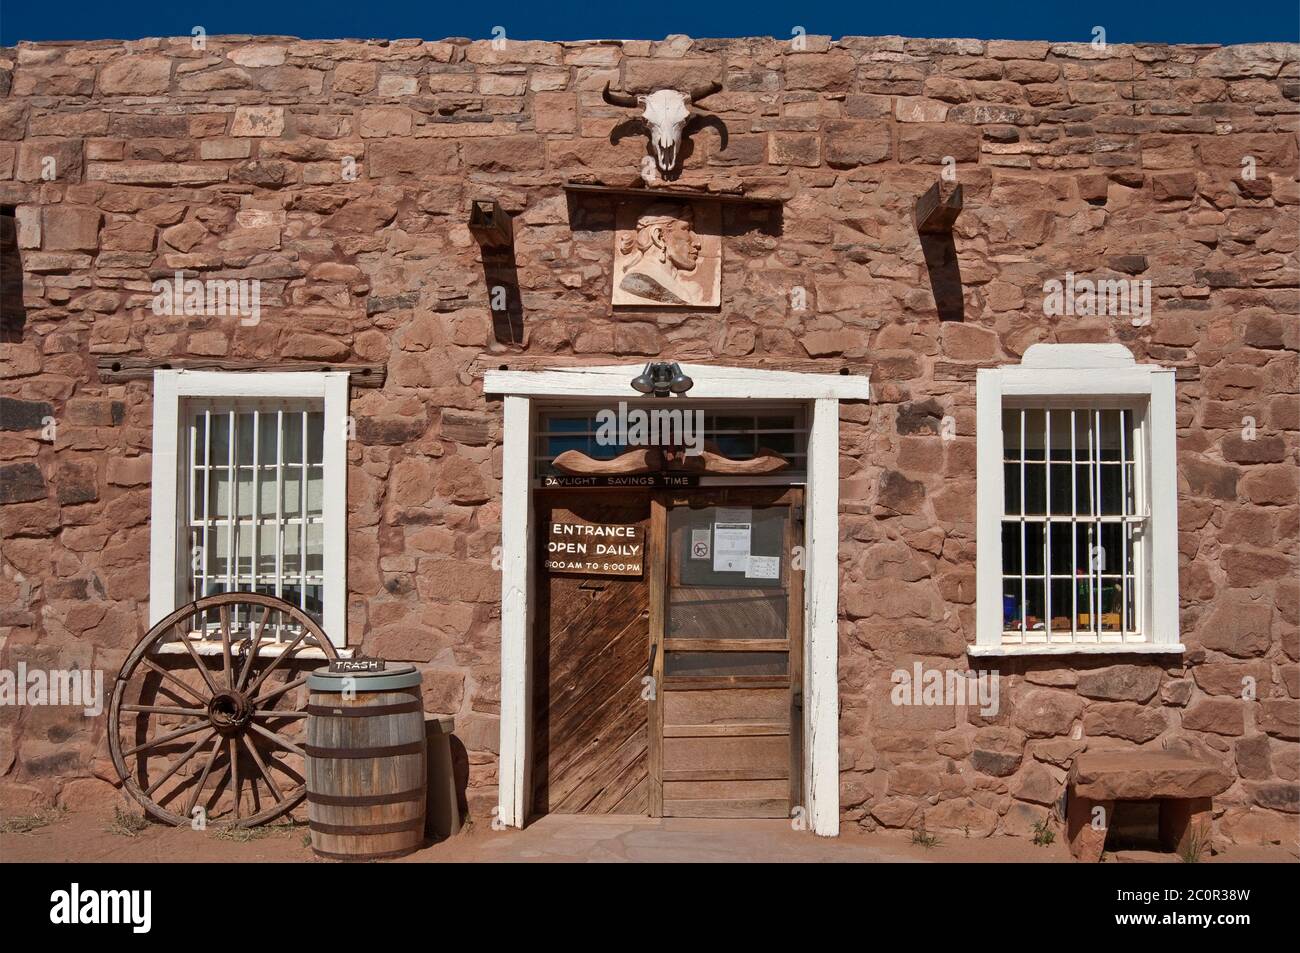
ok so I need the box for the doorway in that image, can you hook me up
[532,487,803,819]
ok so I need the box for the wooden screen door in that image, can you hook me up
[649,487,804,818]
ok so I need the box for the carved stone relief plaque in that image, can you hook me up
[612,200,721,308]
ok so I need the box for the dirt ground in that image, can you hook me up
[2,804,1295,863]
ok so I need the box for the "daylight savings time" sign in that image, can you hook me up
[545,520,644,576]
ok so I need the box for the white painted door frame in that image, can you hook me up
[484,363,869,837]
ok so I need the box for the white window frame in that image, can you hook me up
[973,344,1182,657]
[149,370,350,647]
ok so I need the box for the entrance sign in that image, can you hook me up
[546,520,644,576]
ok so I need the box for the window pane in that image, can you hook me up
[1098,409,1123,461]
[1099,464,1124,515]
[1002,521,1021,574]
[306,466,324,517]
[258,412,278,462]
[1073,411,1091,461]
[1050,579,1074,632]
[1023,463,1046,515]
[1002,409,1021,459]
[1022,410,1046,460]
[1025,578,1046,631]
[306,522,324,575]
[1002,579,1020,629]
[1048,411,1072,461]
[283,413,303,464]
[193,416,206,463]
[283,469,302,516]
[209,468,231,518]
[1075,464,1093,515]
[236,412,255,465]
[1049,464,1073,515]
[1003,463,1021,514]
[1098,579,1124,630]
[236,467,254,519]
[210,413,230,462]
[1049,523,1074,575]
[307,412,324,464]
[1025,521,1045,576]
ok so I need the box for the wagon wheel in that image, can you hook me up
[109,592,338,828]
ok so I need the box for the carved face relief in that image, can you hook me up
[613,201,720,308]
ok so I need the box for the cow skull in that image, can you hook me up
[603,82,722,180]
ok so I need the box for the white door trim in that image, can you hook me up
[485,363,867,836]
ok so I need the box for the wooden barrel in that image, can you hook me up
[305,665,426,861]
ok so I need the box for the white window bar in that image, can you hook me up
[226,409,236,602]
[1044,408,1052,644]
[1093,408,1102,643]
[1070,409,1078,644]
[299,408,308,616]
[1121,409,1128,641]
[1019,409,1026,643]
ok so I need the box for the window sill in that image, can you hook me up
[153,642,351,659]
[968,642,1185,658]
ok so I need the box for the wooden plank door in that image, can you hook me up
[651,488,804,818]
[532,491,651,815]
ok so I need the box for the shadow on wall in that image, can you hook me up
[1,207,26,342]
[920,232,965,322]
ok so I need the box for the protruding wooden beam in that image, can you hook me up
[96,356,386,388]
[468,198,515,250]
[914,180,963,234]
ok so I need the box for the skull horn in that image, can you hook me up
[602,82,639,108]
[688,81,722,104]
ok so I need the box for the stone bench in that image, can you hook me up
[1065,750,1232,862]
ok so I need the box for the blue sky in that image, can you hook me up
[2,0,1298,46]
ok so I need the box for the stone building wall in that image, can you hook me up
[0,33,1297,845]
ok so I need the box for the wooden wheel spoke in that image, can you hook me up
[185,734,225,819]
[240,735,285,803]
[220,605,234,690]
[123,720,211,757]
[122,703,206,717]
[229,737,241,818]
[138,657,209,706]
[247,720,306,759]
[172,621,222,695]
[251,675,307,707]
[236,604,274,692]
[145,728,216,797]
[246,630,306,696]
[254,709,307,720]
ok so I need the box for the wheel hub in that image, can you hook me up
[208,690,254,733]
